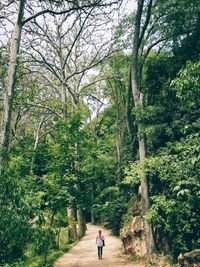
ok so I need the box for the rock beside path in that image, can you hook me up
[120,216,146,256]
[178,249,200,267]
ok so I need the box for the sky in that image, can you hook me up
[0,0,136,43]
[0,0,137,116]
[123,0,137,14]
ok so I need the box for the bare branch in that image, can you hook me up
[63,7,95,69]
[138,0,153,48]
[25,102,62,118]
[22,0,121,25]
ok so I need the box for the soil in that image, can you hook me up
[54,223,142,267]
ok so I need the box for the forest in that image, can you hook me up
[0,0,199,266]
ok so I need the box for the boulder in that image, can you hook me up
[120,216,146,256]
[178,250,200,267]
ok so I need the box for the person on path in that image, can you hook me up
[96,229,105,260]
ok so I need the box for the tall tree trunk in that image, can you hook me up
[30,130,39,175]
[126,70,135,150]
[91,210,95,224]
[77,208,86,238]
[116,108,121,181]
[44,211,55,266]
[131,0,156,256]
[55,20,78,238]
[76,144,86,238]
[0,0,26,164]
[57,226,61,248]
[67,207,77,240]
[30,118,45,175]
[61,81,67,117]
[91,183,95,224]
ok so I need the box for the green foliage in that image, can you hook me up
[0,165,36,263]
[1,0,200,264]
[0,47,8,108]
[125,133,200,259]
[92,195,128,235]
[123,162,141,186]
[114,13,135,49]
[33,227,57,255]
[0,110,88,264]
[4,228,77,267]
[171,60,200,107]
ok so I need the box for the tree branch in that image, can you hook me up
[138,0,153,48]
[22,0,120,25]
[63,7,95,69]
[25,102,62,118]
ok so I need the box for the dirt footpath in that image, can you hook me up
[54,224,141,267]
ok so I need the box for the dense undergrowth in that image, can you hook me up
[3,229,78,267]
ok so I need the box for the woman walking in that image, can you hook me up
[96,230,105,259]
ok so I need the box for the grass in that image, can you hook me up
[4,228,80,267]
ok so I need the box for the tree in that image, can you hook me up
[130,0,156,255]
[128,0,200,256]
[0,0,121,167]
[0,0,26,164]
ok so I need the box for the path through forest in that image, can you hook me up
[54,224,141,267]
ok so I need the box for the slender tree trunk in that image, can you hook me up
[12,107,22,139]
[126,70,134,148]
[138,126,155,255]
[77,208,86,238]
[30,118,45,175]
[55,20,78,238]
[0,0,26,164]
[91,183,95,224]
[67,207,77,240]
[44,211,55,266]
[116,110,121,181]
[30,131,39,175]
[61,81,67,117]
[58,41,67,117]
[77,205,86,238]
[76,144,86,238]
[131,67,156,257]
[91,210,95,224]
[57,226,61,248]
[131,0,156,256]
